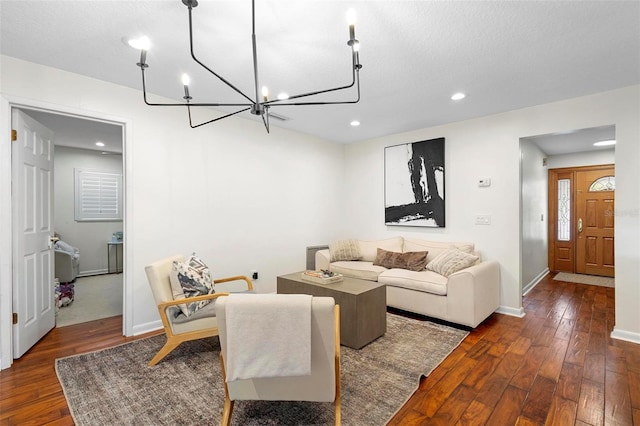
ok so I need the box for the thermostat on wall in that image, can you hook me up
[478,178,491,187]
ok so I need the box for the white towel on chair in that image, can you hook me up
[224,293,312,382]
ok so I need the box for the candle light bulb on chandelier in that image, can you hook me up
[128,35,150,51]
[347,9,357,41]
[347,9,357,26]
[261,86,269,102]
[181,73,191,100]
[130,35,151,67]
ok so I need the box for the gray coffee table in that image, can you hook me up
[277,272,387,349]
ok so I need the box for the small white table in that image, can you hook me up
[107,241,123,273]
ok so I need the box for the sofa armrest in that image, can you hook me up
[446,260,500,328]
[316,249,331,270]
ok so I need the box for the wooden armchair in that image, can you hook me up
[216,295,341,425]
[144,254,253,366]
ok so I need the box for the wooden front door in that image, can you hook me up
[575,167,615,277]
[548,164,615,277]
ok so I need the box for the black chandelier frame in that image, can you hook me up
[135,0,363,131]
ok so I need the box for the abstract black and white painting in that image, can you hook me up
[384,138,445,227]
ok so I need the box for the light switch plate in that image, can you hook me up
[478,178,491,187]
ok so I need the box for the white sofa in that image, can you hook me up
[316,237,500,328]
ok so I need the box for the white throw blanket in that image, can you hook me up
[224,293,312,382]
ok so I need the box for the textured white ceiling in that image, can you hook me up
[522,125,616,156]
[22,109,123,154]
[2,1,639,148]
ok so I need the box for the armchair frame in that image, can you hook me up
[219,304,341,425]
[145,254,253,366]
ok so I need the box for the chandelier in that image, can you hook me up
[132,0,363,131]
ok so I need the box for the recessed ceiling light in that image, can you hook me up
[451,92,466,101]
[593,139,616,147]
[96,142,105,147]
[277,93,289,100]
[350,120,361,127]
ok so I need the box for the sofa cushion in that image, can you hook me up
[373,248,428,271]
[379,269,448,296]
[329,261,387,281]
[403,239,475,263]
[329,239,362,262]
[426,248,479,277]
[358,237,404,262]
[169,253,216,317]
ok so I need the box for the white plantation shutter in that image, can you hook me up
[74,169,122,221]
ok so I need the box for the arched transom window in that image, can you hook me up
[589,176,615,192]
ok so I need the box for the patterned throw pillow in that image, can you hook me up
[426,248,479,277]
[169,253,215,317]
[373,248,428,271]
[329,239,362,262]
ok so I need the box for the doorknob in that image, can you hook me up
[578,218,583,233]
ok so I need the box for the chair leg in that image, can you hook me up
[221,398,234,426]
[219,353,234,425]
[148,339,181,366]
[334,305,341,426]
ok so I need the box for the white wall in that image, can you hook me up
[0,56,347,368]
[52,145,124,275]
[547,149,615,169]
[343,116,525,317]
[2,56,638,368]
[520,140,548,292]
[343,85,640,339]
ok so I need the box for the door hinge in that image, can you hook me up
[12,312,18,324]
[11,129,17,141]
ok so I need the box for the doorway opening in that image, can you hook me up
[11,106,125,358]
[520,124,615,295]
[548,164,615,277]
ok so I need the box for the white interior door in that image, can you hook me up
[11,109,56,358]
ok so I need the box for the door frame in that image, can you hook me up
[0,94,133,369]
[547,163,615,274]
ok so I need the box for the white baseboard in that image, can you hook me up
[78,268,108,277]
[523,268,550,296]
[132,319,163,336]
[611,327,640,345]
[496,305,526,318]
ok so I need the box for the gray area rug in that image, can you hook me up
[56,312,468,425]
[553,272,615,288]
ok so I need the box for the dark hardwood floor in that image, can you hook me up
[389,274,640,425]
[0,318,162,425]
[1,273,638,425]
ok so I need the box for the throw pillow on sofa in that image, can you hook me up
[403,238,474,263]
[329,239,362,262]
[426,248,479,277]
[373,248,428,271]
[169,253,216,317]
[358,237,404,261]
